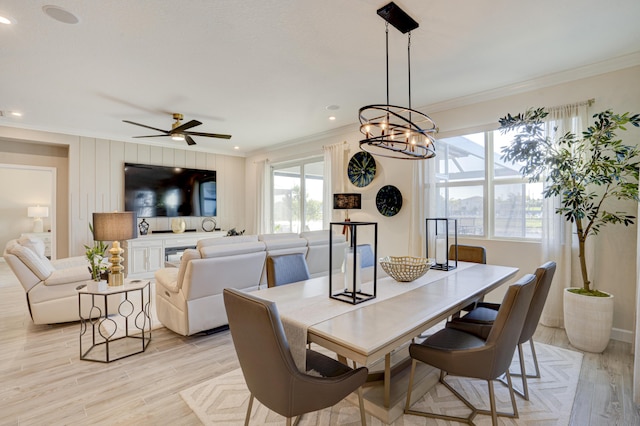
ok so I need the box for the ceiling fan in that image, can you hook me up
[123,113,232,146]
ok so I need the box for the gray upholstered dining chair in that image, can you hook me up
[266,253,311,288]
[223,288,368,426]
[356,244,375,268]
[404,274,537,425]
[446,261,556,400]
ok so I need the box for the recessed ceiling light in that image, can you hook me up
[42,5,79,24]
[234,146,240,150]
[329,116,336,121]
[0,15,13,25]
[10,111,22,117]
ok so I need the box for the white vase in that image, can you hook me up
[563,287,614,353]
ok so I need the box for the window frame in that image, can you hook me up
[435,126,541,241]
[270,156,324,234]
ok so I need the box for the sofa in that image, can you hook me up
[4,236,94,324]
[154,235,267,336]
[154,230,348,336]
[300,230,348,278]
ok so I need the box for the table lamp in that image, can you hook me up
[27,206,49,233]
[92,212,137,286]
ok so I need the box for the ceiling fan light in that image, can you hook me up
[171,134,185,141]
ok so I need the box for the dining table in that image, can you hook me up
[252,261,519,423]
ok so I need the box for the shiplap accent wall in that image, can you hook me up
[68,137,245,257]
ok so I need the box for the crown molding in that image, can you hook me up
[424,52,640,114]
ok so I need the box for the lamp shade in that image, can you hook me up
[92,212,137,241]
[333,193,362,210]
[27,206,49,218]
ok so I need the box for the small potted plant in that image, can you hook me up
[499,108,640,352]
[84,223,110,282]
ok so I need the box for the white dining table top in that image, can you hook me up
[254,262,519,366]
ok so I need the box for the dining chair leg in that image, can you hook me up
[506,370,519,419]
[487,380,498,426]
[286,418,292,426]
[502,340,540,399]
[244,394,254,426]
[517,342,530,400]
[357,387,366,425]
[529,339,541,378]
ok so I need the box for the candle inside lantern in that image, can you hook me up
[435,236,447,264]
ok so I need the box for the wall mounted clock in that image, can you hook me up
[376,185,403,217]
[348,151,376,187]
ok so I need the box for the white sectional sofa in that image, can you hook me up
[155,235,267,336]
[300,230,348,278]
[154,230,347,336]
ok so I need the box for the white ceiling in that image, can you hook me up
[1,0,639,156]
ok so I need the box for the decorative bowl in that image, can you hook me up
[379,256,433,282]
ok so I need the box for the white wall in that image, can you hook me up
[246,65,640,337]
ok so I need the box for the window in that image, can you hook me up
[436,129,542,240]
[271,158,324,233]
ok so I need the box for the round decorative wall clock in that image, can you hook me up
[348,151,376,187]
[376,185,403,217]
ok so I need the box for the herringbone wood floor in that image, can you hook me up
[1,260,639,425]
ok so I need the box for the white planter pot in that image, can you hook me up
[563,287,614,353]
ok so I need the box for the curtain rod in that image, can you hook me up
[546,98,595,112]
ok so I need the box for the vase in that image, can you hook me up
[171,218,186,233]
[563,287,614,353]
[138,218,149,235]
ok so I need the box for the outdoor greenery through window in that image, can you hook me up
[271,158,324,233]
[436,130,543,239]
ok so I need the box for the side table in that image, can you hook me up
[78,279,152,362]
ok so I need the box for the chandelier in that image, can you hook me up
[359,2,438,160]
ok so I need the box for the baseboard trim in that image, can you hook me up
[612,327,633,344]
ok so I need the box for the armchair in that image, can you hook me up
[4,236,91,324]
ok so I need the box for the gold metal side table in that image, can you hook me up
[78,279,152,362]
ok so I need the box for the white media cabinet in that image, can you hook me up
[123,231,225,278]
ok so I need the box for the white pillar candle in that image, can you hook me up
[435,237,447,264]
[344,247,362,293]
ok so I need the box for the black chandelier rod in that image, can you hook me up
[407,31,412,125]
[385,22,390,108]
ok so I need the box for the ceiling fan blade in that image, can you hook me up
[185,135,197,146]
[122,120,169,134]
[171,119,202,133]
[184,131,232,139]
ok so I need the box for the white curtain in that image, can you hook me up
[254,158,271,235]
[323,142,348,228]
[539,102,589,327]
[409,159,437,257]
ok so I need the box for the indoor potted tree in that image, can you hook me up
[499,108,640,352]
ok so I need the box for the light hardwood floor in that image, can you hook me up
[1,261,639,425]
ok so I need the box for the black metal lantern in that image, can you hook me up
[426,218,457,271]
[329,221,377,304]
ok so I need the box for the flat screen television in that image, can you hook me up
[124,163,217,218]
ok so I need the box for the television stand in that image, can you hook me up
[123,231,225,278]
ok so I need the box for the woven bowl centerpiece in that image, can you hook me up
[379,256,433,282]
